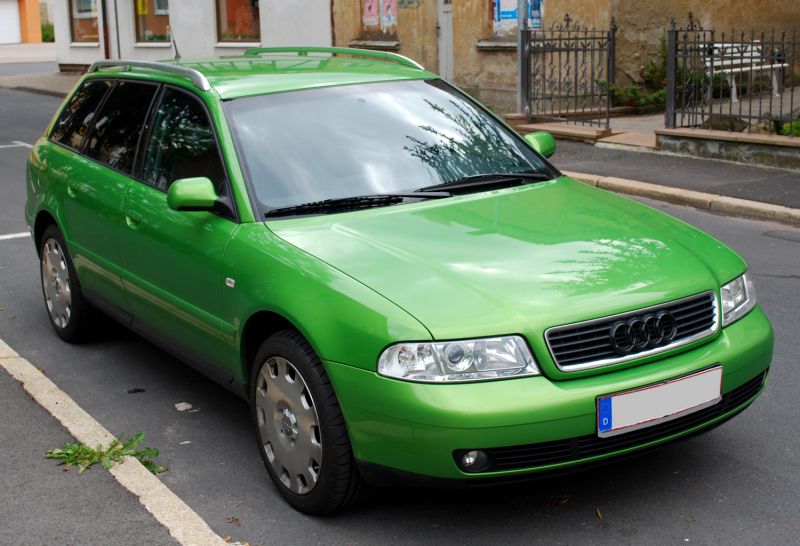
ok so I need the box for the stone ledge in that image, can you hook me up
[349,40,400,51]
[656,128,800,148]
[475,40,516,51]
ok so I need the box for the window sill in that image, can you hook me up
[134,42,172,48]
[475,40,516,51]
[70,42,100,48]
[349,39,400,51]
[215,42,261,49]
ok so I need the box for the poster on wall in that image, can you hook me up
[363,0,379,27]
[493,0,544,33]
[382,0,397,28]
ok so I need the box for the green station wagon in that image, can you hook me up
[25,48,773,514]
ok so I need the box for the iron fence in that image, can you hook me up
[519,15,616,128]
[666,13,799,137]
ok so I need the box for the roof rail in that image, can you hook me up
[243,47,425,71]
[88,60,211,91]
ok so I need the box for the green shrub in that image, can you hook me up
[41,23,54,42]
[780,121,800,137]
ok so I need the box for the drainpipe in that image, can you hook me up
[516,0,530,116]
[100,0,110,59]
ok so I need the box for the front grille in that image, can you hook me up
[545,292,718,371]
[456,370,767,473]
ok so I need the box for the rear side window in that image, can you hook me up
[86,81,158,175]
[141,88,226,192]
[50,79,112,150]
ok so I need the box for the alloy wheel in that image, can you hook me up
[254,356,323,495]
[41,237,72,329]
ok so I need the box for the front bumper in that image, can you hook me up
[324,306,773,482]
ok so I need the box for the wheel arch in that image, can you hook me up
[241,310,307,390]
[33,210,58,255]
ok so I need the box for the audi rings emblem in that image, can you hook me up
[610,312,678,355]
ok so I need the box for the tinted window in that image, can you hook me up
[50,79,112,150]
[86,81,158,174]
[224,79,550,211]
[141,88,225,192]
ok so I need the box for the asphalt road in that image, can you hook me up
[1,88,799,545]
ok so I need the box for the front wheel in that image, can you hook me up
[250,330,369,514]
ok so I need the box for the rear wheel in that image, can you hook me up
[39,225,92,342]
[250,330,369,514]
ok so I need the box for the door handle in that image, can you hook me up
[125,210,142,228]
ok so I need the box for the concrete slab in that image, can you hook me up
[597,131,658,149]
[517,122,611,142]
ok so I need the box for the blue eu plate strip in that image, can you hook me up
[598,397,613,432]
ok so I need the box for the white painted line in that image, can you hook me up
[0,141,31,149]
[0,232,31,241]
[0,338,227,546]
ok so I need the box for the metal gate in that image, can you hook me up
[518,15,617,128]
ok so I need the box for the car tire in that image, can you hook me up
[39,224,93,342]
[250,329,370,514]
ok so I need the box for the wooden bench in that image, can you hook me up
[704,42,788,103]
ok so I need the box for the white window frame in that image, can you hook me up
[71,0,97,20]
[155,0,169,16]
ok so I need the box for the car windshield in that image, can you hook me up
[224,79,553,213]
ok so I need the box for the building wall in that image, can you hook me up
[54,0,333,68]
[332,0,437,72]
[19,0,42,42]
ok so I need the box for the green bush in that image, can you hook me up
[41,23,54,42]
[780,121,800,137]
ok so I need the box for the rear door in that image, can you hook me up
[120,86,239,370]
[50,78,158,310]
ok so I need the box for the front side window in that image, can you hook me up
[141,88,226,192]
[86,81,158,175]
[70,0,99,43]
[225,79,550,212]
[134,0,171,42]
[216,0,260,42]
[50,79,112,150]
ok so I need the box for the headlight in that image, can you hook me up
[721,273,756,326]
[378,336,540,383]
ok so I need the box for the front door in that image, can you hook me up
[437,0,454,79]
[120,86,238,371]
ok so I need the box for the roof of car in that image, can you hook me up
[88,49,438,100]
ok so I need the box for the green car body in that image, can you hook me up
[25,49,773,509]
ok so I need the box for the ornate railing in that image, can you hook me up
[519,15,617,128]
[666,13,799,137]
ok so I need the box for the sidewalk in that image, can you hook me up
[0,43,56,63]
[0,366,176,544]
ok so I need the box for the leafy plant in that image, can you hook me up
[46,433,166,474]
[780,121,800,137]
[41,23,54,43]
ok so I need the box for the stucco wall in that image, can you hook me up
[332,0,437,72]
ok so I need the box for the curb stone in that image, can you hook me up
[562,170,800,228]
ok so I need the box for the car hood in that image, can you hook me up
[267,177,745,370]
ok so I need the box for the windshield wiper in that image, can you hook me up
[265,191,451,218]
[416,172,555,193]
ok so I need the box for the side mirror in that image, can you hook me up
[524,131,557,158]
[167,177,219,212]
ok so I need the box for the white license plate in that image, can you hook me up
[597,366,723,438]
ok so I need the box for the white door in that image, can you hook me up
[0,0,21,44]
[437,0,453,79]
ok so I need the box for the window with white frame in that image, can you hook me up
[70,0,99,43]
[134,0,171,42]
